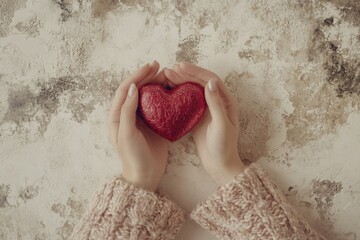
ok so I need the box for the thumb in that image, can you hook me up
[120,83,138,134]
[205,79,226,124]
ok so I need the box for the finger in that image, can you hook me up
[116,61,159,107]
[173,64,206,86]
[119,83,138,137]
[108,61,158,123]
[153,69,167,83]
[205,79,227,124]
[179,62,238,125]
[179,62,230,94]
[211,78,238,126]
[179,62,219,83]
[152,69,175,88]
[108,62,158,142]
[137,60,160,87]
[164,68,187,85]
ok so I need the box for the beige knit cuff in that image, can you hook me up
[71,176,185,240]
[190,163,326,240]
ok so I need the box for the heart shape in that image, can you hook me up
[137,82,207,142]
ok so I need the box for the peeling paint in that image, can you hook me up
[174,0,194,15]
[0,0,26,37]
[0,184,10,208]
[53,0,83,22]
[176,34,200,64]
[284,11,360,147]
[1,73,119,136]
[14,15,42,37]
[284,70,351,147]
[51,203,66,217]
[312,179,343,229]
[225,71,270,163]
[320,0,360,26]
[310,25,360,97]
[66,197,85,219]
[18,185,39,202]
[91,0,119,18]
[57,220,74,240]
[217,28,239,53]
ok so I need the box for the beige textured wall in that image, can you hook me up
[0,0,359,239]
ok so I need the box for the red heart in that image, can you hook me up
[137,82,207,142]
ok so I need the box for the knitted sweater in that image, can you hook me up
[70,163,326,240]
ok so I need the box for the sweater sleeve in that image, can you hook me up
[70,176,185,240]
[190,163,326,240]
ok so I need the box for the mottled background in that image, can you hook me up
[0,0,359,239]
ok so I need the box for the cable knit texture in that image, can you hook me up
[190,163,327,240]
[70,176,185,240]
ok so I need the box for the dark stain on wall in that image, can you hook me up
[343,232,357,240]
[225,71,271,163]
[66,197,85,218]
[176,34,200,64]
[0,184,11,208]
[284,70,351,147]
[91,0,119,18]
[53,0,83,22]
[217,28,239,53]
[2,73,119,136]
[51,203,66,217]
[174,0,195,15]
[18,185,39,202]
[325,48,360,97]
[57,220,74,240]
[284,4,360,147]
[311,179,343,229]
[14,15,41,37]
[3,87,37,125]
[168,135,201,167]
[106,0,175,18]
[0,0,26,37]
[323,17,334,26]
[310,25,360,97]
[320,0,360,25]
[309,3,360,97]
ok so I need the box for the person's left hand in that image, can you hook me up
[163,63,245,186]
[107,61,173,192]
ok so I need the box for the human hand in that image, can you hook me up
[164,63,245,186]
[107,61,172,191]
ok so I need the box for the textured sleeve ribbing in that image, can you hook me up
[70,176,185,240]
[190,163,327,240]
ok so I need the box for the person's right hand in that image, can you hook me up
[107,61,172,192]
[164,63,245,186]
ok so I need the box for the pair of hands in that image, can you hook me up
[107,61,245,191]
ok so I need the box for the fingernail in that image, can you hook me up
[208,79,217,92]
[151,60,157,66]
[128,83,136,97]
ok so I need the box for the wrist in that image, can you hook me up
[211,155,245,186]
[122,172,160,192]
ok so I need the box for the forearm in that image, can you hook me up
[70,176,185,240]
[191,163,326,240]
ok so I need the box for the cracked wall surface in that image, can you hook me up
[0,0,359,239]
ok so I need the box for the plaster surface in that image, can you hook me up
[0,0,359,239]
